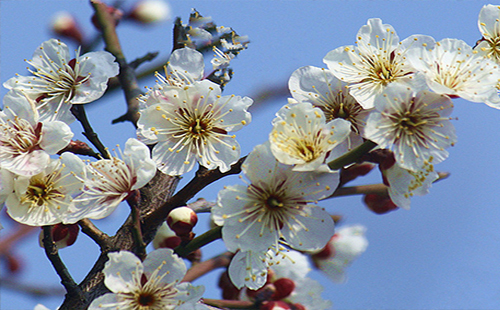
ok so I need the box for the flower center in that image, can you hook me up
[398,112,426,132]
[266,196,284,209]
[0,118,41,155]
[22,174,63,207]
[137,292,157,307]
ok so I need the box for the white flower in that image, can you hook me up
[270,101,351,171]
[406,37,500,107]
[382,160,439,210]
[211,47,234,70]
[89,249,209,310]
[153,47,204,89]
[137,80,252,176]
[363,84,456,172]
[288,66,370,156]
[228,249,271,290]
[323,18,428,109]
[211,142,336,254]
[69,138,156,221]
[3,39,119,123]
[312,225,368,283]
[476,4,500,63]
[0,90,73,176]
[5,153,84,226]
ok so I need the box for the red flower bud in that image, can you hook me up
[364,193,398,214]
[260,301,293,310]
[271,278,295,300]
[167,206,198,236]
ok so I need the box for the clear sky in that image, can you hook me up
[2,1,500,309]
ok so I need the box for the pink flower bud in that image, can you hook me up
[340,162,376,185]
[51,12,84,44]
[167,206,198,236]
[364,193,398,214]
[127,0,171,24]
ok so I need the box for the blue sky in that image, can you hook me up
[2,1,500,309]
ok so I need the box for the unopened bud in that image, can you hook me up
[364,193,398,214]
[218,270,241,300]
[271,278,295,300]
[311,240,335,261]
[152,222,182,249]
[340,162,376,185]
[260,301,292,310]
[291,303,306,310]
[51,12,84,44]
[39,223,80,249]
[5,253,23,274]
[167,206,198,236]
[127,0,171,24]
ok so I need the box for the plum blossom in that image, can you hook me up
[3,39,119,123]
[137,80,252,176]
[406,37,500,108]
[323,18,429,109]
[312,225,368,283]
[68,138,156,221]
[476,4,500,63]
[288,66,370,156]
[152,47,205,88]
[269,101,351,171]
[5,153,84,226]
[0,90,73,176]
[382,159,439,210]
[362,84,456,172]
[89,249,209,310]
[211,142,336,255]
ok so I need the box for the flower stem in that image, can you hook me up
[42,226,84,302]
[175,226,222,258]
[327,140,377,170]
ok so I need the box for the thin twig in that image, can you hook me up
[0,277,66,297]
[187,198,216,213]
[182,251,233,283]
[328,140,378,170]
[42,226,84,302]
[71,105,109,159]
[90,0,143,126]
[78,219,111,250]
[202,298,256,309]
[175,226,222,258]
[127,190,146,260]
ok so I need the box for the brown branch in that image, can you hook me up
[71,105,109,159]
[187,198,216,213]
[42,226,84,303]
[90,0,143,126]
[78,219,111,250]
[182,252,233,283]
[0,277,66,297]
[202,298,255,309]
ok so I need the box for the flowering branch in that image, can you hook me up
[90,0,143,126]
[42,226,84,303]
